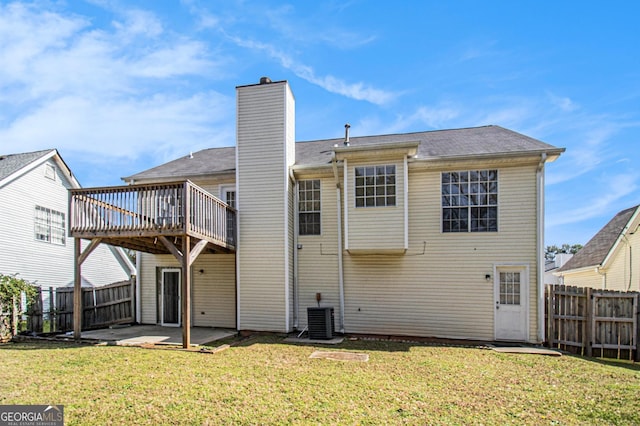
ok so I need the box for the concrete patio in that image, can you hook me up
[70,325,236,346]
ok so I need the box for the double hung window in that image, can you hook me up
[298,180,321,235]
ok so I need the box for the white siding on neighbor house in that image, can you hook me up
[138,252,236,326]
[345,159,406,253]
[236,81,294,332]
[0,158,131,291]
[297,160,541,342]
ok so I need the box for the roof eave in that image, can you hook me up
[601,206,640,268]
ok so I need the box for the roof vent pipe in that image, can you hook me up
[344,123,351,146]
[259,76,272,84]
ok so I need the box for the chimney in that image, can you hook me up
[235,78,295,333]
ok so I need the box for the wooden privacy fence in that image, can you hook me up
[27,279,135,333]
[546,284,639,360]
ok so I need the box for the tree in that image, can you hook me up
[545,243,583,260]
[0,273,37,339]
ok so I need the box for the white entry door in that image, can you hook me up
[161,269,181,326]
[494,265,529,341]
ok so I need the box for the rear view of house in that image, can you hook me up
[69,78,564,346]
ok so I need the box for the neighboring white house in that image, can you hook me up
[0,149,135,308]
[70,78,565,344]
[555,205,640,291]
[544,253,573,285]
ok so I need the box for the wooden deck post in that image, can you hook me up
[73,238,82,339]
[182,235,191,349]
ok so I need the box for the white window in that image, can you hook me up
[355,165,396,207]
[34,206,66,245]
[220,187,236,245]
[298,180,321,235]
[442,170,498,232]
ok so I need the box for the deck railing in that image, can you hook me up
[70,181,236,249]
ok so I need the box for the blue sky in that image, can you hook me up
[1,0,639,247]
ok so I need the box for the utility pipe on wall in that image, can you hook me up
[536,153,547,343]
[332,154,346,333]
[289,169,299,329]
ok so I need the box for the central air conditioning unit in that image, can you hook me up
[307,306,335,340]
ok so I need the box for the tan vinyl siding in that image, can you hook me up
[192,254,236,328]
[297,179,341,329]
[562,269,603,289]
[236,81,294,332]
[139,253,236,326]
[346,159,406,253]
[297,161,541,342]
[601,230,640,291]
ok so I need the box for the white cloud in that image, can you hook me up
[228,36,396,105]
[546,172,639,227]
[0,1,228,164]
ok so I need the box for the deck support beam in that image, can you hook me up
[73,237,103,340]
[182,236,192,349]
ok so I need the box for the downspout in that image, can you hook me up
[621,234,632,291]
[135,252,141,323]
[290,169,299,329]
[536,153,547,343]
[596,266,607,289]
[332,154,346,333]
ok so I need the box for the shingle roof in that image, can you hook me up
[0,149,54,181]
[557,205,640,272]
[124,125,563,182]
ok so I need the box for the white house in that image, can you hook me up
[69,78,564,346]
[0,149,135,309]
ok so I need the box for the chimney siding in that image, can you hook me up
[235,80,295,332]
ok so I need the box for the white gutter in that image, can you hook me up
[536,153,547,343]
[290,169,300,329]
[332,154,346,333]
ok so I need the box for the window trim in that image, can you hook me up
[298,179,321,236]
[34,205,66,245]
[441,169,499,233]
[354,164,397,208]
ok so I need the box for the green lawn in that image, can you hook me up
[1,335,639,425]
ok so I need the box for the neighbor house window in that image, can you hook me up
[34,206,66,245]
[298,180,321,235]
[355,165,396,207]
[442,170,498,232]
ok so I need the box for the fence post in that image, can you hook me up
[49,287,55,332]
[12,295,18,336]
[546,285,554,348]
[585,287,593,357]
[635,294,639,362]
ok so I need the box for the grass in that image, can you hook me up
[1,335,639,425]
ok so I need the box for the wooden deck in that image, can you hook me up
[70,180,236,254]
